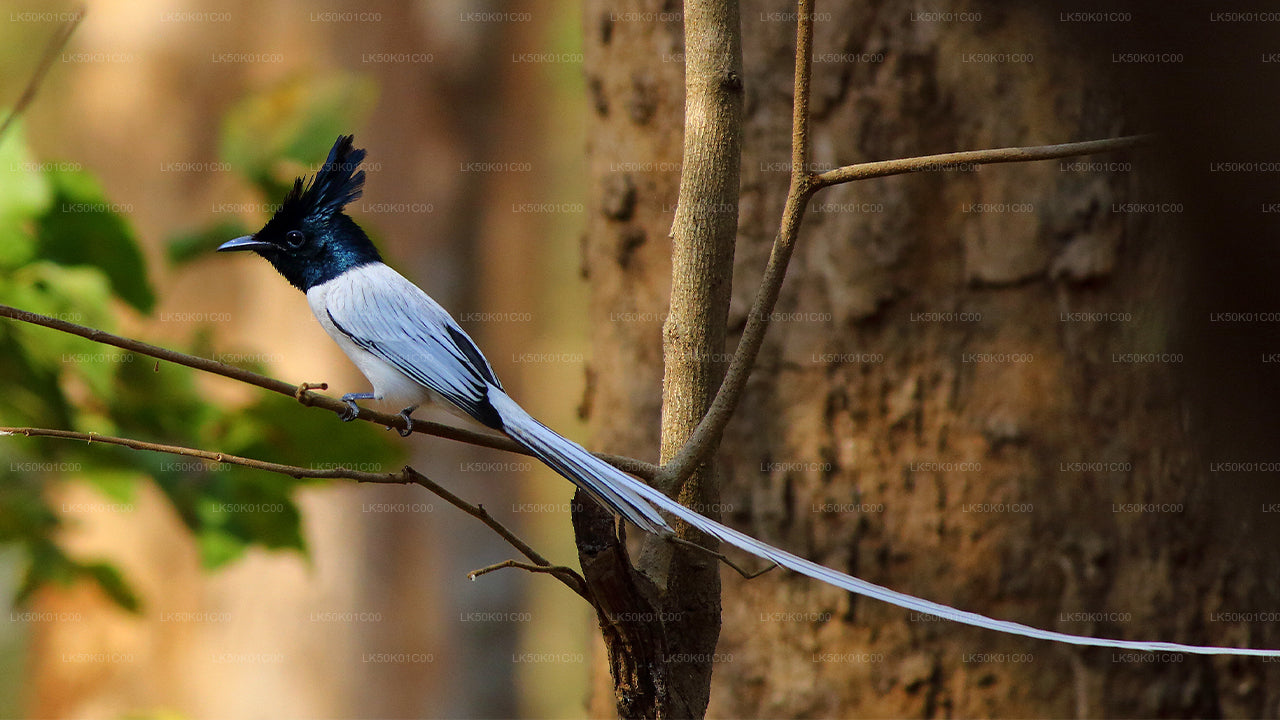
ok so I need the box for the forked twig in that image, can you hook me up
[468,559,587,596]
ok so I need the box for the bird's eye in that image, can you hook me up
[284,230,306,248]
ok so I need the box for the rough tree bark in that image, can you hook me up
[585,0,1280,718]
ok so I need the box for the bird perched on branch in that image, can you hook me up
[218,134,1277,656]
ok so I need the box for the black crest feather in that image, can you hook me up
[282,135,366,221]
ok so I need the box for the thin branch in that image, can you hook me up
[664,535,778,580]
[0,425,372,479]
[0,6,85,140]
[397,467,590,599]
[657,0,818,490]
[788,0,815,192]
[0,425,589,600]
[0,304,659,481]
[813,134,1155,188]
[468,559,587,595]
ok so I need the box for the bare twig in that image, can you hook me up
[396,467,591,597]
[468,559,587,595]
[0,425,373,479]
[659,21,1155,488]
[0,5,85,140]
[658,0,818,489]
[0,303,659,481]
[813,134,1155,188]
[0,425,589,599]
[665,535,778,580]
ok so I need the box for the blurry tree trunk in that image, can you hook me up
[584,1,1280,717]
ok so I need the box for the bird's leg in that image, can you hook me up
[340,393,376,422]
[395,405,419,437]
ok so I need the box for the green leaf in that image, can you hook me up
[107,344,216,441]
[4,263,121,414]
[169,469,305,569]
[166,218,251,266]
[34,169,154,313]
[0,322,72,428]
[79,469,140,505]
[0,475,58,542]
[0,120,51,269]
[0,223,35,269]
[0,120,53,216]
[195,528,246,569]
[166,392,404,568]
[82,561,141,613]
[221,72,378,196]
[14,539,140,613]
[15,540,74,604]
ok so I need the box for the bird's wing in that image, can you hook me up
[324,265,505,429]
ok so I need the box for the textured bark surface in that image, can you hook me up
[574,493,683,719]
[586,0,1280,718]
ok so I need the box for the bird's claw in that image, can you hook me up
[395,406,418,437]
[340,399,360,422]
[340,393,373,422]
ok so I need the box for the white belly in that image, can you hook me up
[307,275,433,408]
[304,269,494,432]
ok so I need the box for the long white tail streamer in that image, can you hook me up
[493,390,1280,656]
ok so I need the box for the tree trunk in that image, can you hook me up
[586,0,1280,717]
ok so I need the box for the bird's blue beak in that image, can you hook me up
[217,235,274,253]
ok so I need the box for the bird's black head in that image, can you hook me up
[218,134,382,291]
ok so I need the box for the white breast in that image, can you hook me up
[306,265,434,408]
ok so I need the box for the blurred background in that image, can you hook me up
[0,1,596,717]
[6,0,1280,718]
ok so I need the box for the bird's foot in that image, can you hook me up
[394,406,418,437]
[340,393,376,422]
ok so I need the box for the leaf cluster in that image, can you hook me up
[0,73,391,612]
